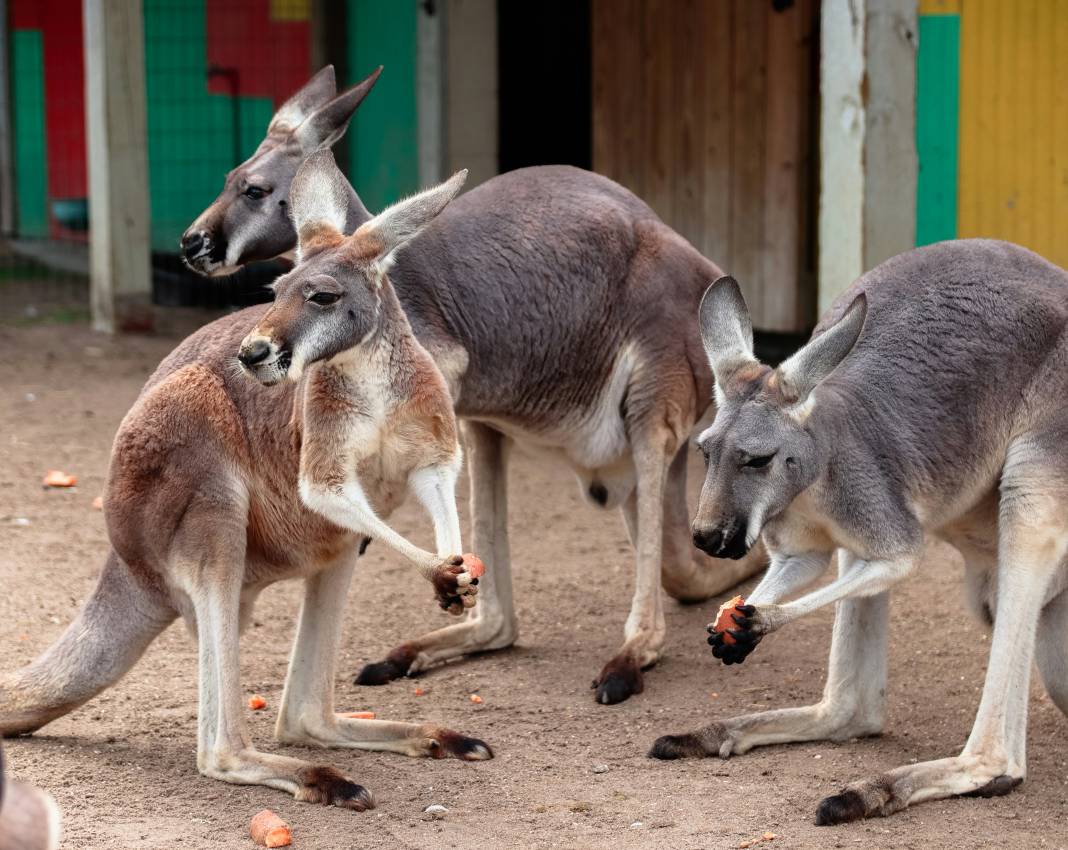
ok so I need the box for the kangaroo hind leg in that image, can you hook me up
[815,451,1067,824]
[176,503,374,810]
[277,555,492,760]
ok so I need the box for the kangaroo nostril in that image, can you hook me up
[238,339,272,367]
[693,527,727,555]
[181,231,205,255]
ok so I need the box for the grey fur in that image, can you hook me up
[183,67,768,703]
[669,238,1068,822]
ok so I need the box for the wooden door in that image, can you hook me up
[592,0,817,333]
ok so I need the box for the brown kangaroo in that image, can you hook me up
[182,65,767,704]
[0,153,491,809]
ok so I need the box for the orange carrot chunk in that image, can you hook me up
[712,595,746,645]
[250,809,292,847]
[462,552,485,579]
[43,470,77,488]
[341,711,376,720]
[469,694,483,704]
[248,695,267,711]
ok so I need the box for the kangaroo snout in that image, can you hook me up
[237,333,292,385]
[180,225,226,274]
[180,229,206,259]
[692,520,750,560]
[238,338,273,368]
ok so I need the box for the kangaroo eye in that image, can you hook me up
[743,454,775,469]
[244,186,268,200]
[308,291,341,306]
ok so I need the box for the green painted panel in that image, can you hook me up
[915,14,960,246]
[347,0,418,212]
[142,1,275,251]
[239,96,275,162]
[144,0,230,250]
[11,30,48,238]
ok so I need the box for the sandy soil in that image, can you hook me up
[1,321,1066,850]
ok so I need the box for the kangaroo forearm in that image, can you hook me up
[761,554,917,633]
[409,465,463,557]
[747,551,832,606]
[299,480,438,576]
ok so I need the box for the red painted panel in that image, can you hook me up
[10,0,45,29]
[11,0,86,240]
[41,2,86,203]
[206,0,309,105]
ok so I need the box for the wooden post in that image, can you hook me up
[417,0,444,187]
[0,0,14,236]
[84,0,152,333]
[818,0,917,315]
[444,0,497,189]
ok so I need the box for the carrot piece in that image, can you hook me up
[248,695,267,711]
[341,711,376,720]
[469,694,483,704]
[250,809,292,847]
[462,552,485,579]
[42,470,77,488]
[712,595,746,645]
[413,687,426,696]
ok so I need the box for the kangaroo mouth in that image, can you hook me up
[693,523,751,560]
[242,350,292,386]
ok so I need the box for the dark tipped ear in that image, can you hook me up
[289,150,349,261]
[699,276,757,387]
[776,293,867,401]
[295,65,383,153]
[268,65,338,134]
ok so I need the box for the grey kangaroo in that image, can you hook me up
[651,239,1068,823]
[0,153,490,808]
[182,65,765,704]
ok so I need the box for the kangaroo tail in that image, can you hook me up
[0,551,175,737]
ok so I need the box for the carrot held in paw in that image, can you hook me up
[462,553,485,579]
[250,809,292,847]
[711,595,746,645]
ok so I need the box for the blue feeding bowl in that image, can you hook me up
[51,198,89,232]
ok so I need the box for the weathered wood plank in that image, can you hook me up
[729,0,768,322]
[84,0,153,333]
[762,0,804,331]
[592,0,816,331]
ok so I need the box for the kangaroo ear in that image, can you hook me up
[350,170,468,274]
[295,65,383,153]
[699,276,758,390]
[776,293,867,402]
[289,150,349,261]
[268,65,338,135]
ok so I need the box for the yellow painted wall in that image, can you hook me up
[958,0,1068,266]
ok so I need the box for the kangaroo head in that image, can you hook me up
[692,277,867,559]
[238,150,467,386]
[180,65,381,277]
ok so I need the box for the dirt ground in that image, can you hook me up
[1,320,1066,850]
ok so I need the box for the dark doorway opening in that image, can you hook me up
[497,0,592,173]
